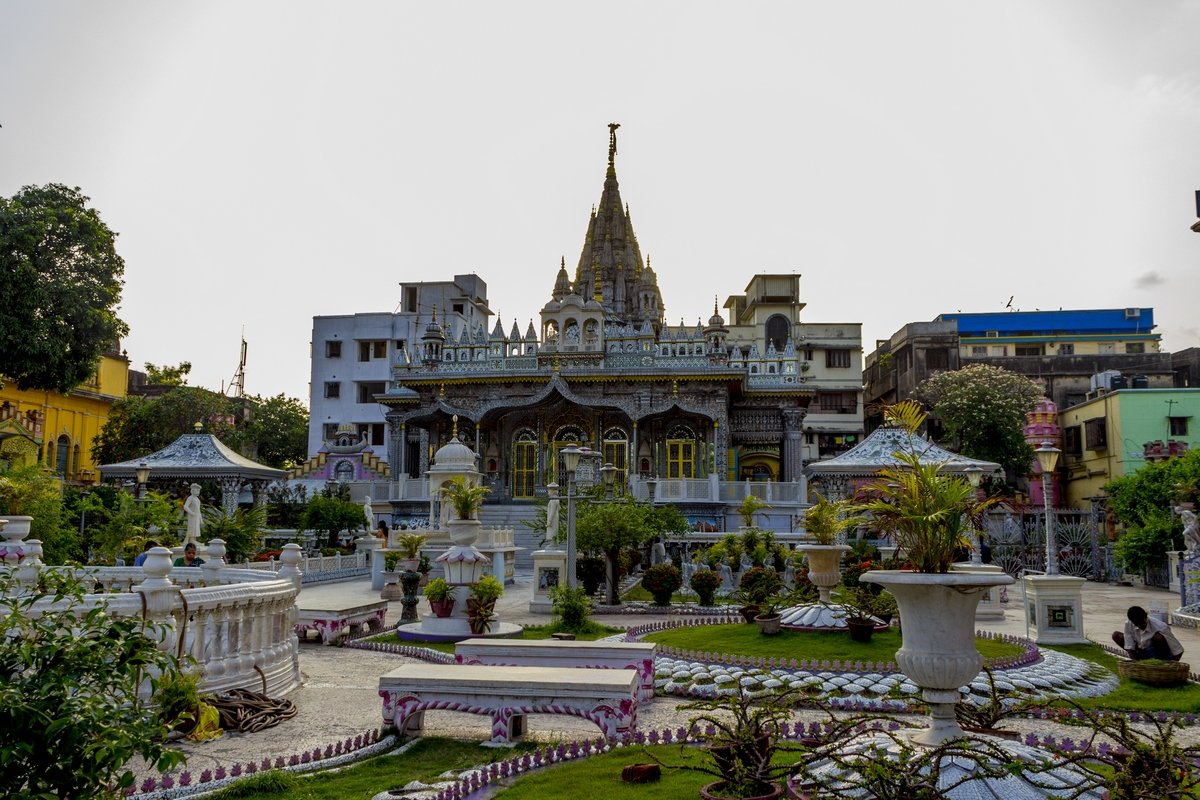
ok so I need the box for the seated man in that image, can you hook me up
[1112,605,1184,661]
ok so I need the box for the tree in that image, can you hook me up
[202,503,267,563]
[574,496,659,605]
[0,569,185,798]
[87,489,180,564]
[1105,449,1200,574]
[92,387,244,465]
[244,393,309,469]
[143,361,191,386]
[916,363,1043,479]
[0,465,76,563]
[300,494,368,548]
[0,184,129,392]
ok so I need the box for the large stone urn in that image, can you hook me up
[860,569,1014,745]
[796,544,850,603]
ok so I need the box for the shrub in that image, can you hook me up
[737,566,783,606]
[642,563,683,606]
[549,585,593,631]
[690,568,722,606]
[576,556,606,596]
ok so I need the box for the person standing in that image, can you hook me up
[1112,605,1184,661]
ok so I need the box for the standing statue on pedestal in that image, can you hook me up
[363,496,374,529]
[182,483,202,545]
[1178,506,1200,553]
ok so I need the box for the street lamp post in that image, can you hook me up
[561,444,583,590]
[601,462,617,501]
[134,461,151,502]
[1035,441,1062,576]
[963,465,984,566]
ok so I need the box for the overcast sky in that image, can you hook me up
[3,1,1198,404]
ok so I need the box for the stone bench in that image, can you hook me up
[454,638,657,702]
[296,599,387,645]
[379,663,639,744]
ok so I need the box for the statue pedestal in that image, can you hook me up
[1023,574,1088,644]
[953,562,1006,620]
[530,549,567,614]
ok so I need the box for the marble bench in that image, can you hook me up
[296,599,387,645]
[454,638,657,701]
[379,663,639,744]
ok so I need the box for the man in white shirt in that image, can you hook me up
[1112,605,1184,661]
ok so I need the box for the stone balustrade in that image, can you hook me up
[1,525,303,698]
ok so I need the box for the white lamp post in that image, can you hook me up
[963,465,984,566]
[561,444,583,590]
[1035,441,1061,576]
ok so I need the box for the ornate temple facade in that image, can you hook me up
[373,126,864,511]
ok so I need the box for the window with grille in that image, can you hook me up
[1084,418,1107,450]
[826,349,851,369]
[1170,417,1189,436]
[325,340,342,358]
[324,382,340,398]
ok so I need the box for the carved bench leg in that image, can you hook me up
[490,709,522,744]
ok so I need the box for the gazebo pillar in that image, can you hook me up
[250,479,272,507]
[782,409,806,483]
[219,477,242,514]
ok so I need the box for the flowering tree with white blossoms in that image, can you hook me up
[917,363,1043,480]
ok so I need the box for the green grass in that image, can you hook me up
[1042,642,1200,713]
[644,623,1025,665]
[206,738,538,799]
[367,623,626,654]
[495,744,716,799]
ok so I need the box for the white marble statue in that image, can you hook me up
[363,496,374,528]
[651,540,667,566]
[783,561,796,588]
[718,562,735,592]
[1178,506,1200,552]
[545,483,560,542]
[182,483,202,545]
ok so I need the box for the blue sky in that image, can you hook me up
[2,1,1198,401]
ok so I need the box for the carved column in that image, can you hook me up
[250,480,270,508]
[219,477,242,515]
[782,408,807,484]
[713,409,729,480]
[418,428,430,475]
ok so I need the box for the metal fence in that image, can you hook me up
[985,508,1106,581]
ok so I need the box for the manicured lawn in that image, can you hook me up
[495,744,711,799]
[206,738,538,799]
[367,623,626,654]
[644,623,1025,664]
[1043,642,1200,713]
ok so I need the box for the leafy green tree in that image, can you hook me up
[0,569,185,798]
[143,361,192,386]
[245,393,309,469]
[300,494,368,548]
[916,363,1043,479]
[202,503,267,563]
[265,483,308,528]
[0,465,76,563]
[0,184,129,393]
[87,490,180,564]
[574,496,659,605]
[1105,449,1200,574]
[92,387,244,465]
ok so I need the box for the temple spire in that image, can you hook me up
[607,122,620,175]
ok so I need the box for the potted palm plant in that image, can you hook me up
[851,400,1010,745]
[466,574,503,634]
[422,577,455,618]
[441,476,490,544]
[796,493,860,603]
[381,551,403,601]
[395,532,426,571]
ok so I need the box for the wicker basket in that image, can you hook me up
[1116,659,1191,687]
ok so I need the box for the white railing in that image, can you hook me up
[629,477,808,506]
[4,534,303,698]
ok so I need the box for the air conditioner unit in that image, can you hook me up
[985,331,1000,338]
[1124,308,1141,319]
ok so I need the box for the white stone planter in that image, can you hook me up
[796,544,850,603]
[861,569,1014,745]
[446,518,482,546]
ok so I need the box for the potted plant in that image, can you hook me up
[466,574,503,634]
[690,568,722,607]
[417,553,432,587]
[381,551,403,601]
[441,476,490,544]
[667,687,804,800]
[796,493,860,603]
[851,400,1011,745]
[395,532,426,570]
[737,494,769,531]
[735,566,783,626]
[641,562,682,607]
[422,577,455,618]
[841,586,890,642]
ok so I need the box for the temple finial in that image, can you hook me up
[713,295,719,315]
[452,414,459,438]
[608,122,620,168]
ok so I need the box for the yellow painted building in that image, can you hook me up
[0,346,130,484]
